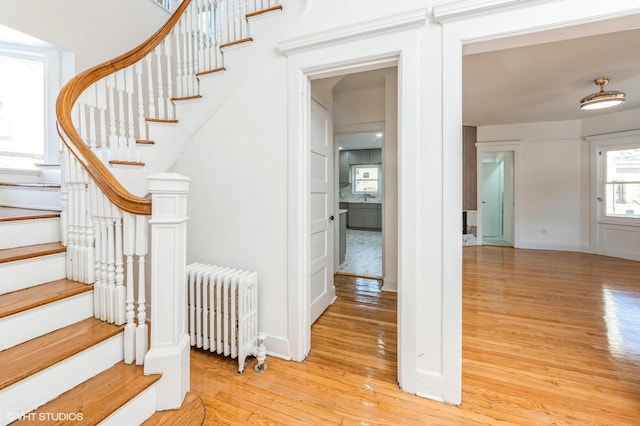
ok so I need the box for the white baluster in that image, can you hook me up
[80,168,95,285]
[190,0,200,76]
[135,62,147,142]
[98,193,109,321]
[186,8,195,96]
[173,24,184,98]
[106,204,116,324]
[77,168,87,283]
[60,149,69,248]
[97,79,109,159]
[87,85,98,153]
[116,71,127,161]
[155,47,165,119]
[90,182,103,318]
[123,212,137,364]
[164,40,174,119]
[136,215,149,364]
[67,159,77,280]
[106,74,118,162]
[125,67,137,162]
[146,55,156,119]
[113,205,126,325]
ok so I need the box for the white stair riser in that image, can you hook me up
[0,292,93,351]
[0,187,61,211]
[0,254,66,295]
[0,333,123,426]
[99,384,157,426]
[0,218,61,250]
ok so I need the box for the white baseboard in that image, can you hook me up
[382,279,397,292]
[262,334,291,361]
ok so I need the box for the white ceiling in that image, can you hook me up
[333,14,640,131]
[463,26,640,126]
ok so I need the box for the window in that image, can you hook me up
[352,165,380,194]
[0,52,45,169]
[603,147,640,219]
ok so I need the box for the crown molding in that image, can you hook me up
[433,0,555,23]
[278,8,427,56]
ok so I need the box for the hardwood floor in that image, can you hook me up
[191,247,640,424]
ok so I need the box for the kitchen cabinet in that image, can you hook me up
[339,151,350,184]
[369,149,382,164]
[339,210,347,264]
[348,150,370,165]
[463,125,477,210]
[347,203,382,230]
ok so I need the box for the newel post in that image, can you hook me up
[144,172,190,410]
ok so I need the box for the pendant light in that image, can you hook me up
[580,77,626,110]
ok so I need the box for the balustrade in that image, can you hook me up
[57,0,279,401]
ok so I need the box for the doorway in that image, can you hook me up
[335,131,384,278]
[480,151,514,247]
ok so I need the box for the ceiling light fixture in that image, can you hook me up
[580,77,626,110]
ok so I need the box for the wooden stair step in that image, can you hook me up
[171,95,203,102]
[14,363,160,426]
[0,318,122,390]
[0,242,65,265]
[220,37,253,50]
[143,392,206,426]
[109,160,146,167]
[0,207,60,222]
[246,4,283,19]
[195,66,226,78]
[0,183,61,190]
[0,279,91,320]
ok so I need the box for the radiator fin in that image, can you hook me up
[186,263,259,373]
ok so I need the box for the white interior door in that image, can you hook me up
[482,161,502,238]
[310,99,336,324]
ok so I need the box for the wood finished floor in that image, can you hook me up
[191,246,640,425]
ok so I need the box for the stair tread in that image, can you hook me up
[143,392,206,426]
[0,242,65,265]
[0,207,60,223]
[0,279,92,319]
[0,318,122,390]
[0,182,60,189]
[14,362,161,425]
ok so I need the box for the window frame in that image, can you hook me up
[351,164,382,195]
[597,141,640,226]
[0,40,66,170]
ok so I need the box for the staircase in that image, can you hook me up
[0,203,205,425]
[0,0,290,423]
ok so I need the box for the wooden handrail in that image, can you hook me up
[55,0,192,216]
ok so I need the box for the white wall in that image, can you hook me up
[477,107,640,254]
[171,46,292,357]
[478,120,586,251]
[0,0,169,72]
[333,87,385,129]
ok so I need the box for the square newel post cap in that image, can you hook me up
[147,173,191,194]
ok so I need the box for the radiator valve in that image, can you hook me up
[255,333,267,372]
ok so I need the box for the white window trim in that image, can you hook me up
[588,130,640,228]
[351,164,382,195]
[0,41,70,169]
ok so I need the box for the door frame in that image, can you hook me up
[280,24,427,395]
[476,143,521,247]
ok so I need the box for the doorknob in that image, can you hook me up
[329,215,335,221]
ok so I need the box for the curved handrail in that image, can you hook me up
[56,0,192,215]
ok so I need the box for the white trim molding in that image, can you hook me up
[433,0,554,23]
[278,8,427,56]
